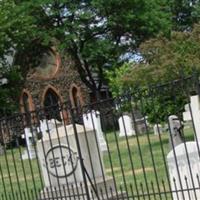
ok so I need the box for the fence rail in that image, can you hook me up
[0,76,200,199]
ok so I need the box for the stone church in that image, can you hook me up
[19,47,90,122]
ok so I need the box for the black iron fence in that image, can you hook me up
[0,75,200,199]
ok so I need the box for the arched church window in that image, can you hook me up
[70,84,83,109]
[72,87,81,108]
[22,93,29,113]
[70,85,83,123]
[43,88,61,121]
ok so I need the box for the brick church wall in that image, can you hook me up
[20,52,90,111]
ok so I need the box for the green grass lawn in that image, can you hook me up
[0,127,194,199]
[103,132,171,199]
[103,127,194,199]
[0,146,43,199]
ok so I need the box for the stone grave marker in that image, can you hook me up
[168,115,183,150]
[132,110,147,134]
[118,115,135,137]
[38,119,56,136]
[183,95,200,141]
[153,124,163,135]
[167,142,200,200]
[22,119,58,160]
[83,110,107,152]
[135,117,146,134]
[183,103,191,121]
[37,124,115,199]
[21,127,36,160]
[182,103,191,129]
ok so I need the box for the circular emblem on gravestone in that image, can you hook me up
[45,145,78,178]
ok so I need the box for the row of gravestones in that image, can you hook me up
[19,110,149,199]
[21,119,61,160]
[21,99,194,160]
[21,95,200,199]
[21,111,107,160]
[21,110,148,159]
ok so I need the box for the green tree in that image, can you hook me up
[107,24,200,122]
[0,0,171,95]
[0,67,22,116]
[170,0,200,31]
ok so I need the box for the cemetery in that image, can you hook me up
[0,123,195,200]
[0,126,177,199]
[1,76,200,200]
[2,1,200,199]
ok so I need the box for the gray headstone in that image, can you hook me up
[168,115,183,149]
[135,117,146,134]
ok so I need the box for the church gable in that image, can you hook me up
[20,48,89,115]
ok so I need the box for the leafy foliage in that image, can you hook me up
[107,24,200,122]
[0,0,171,88]
[0,0,173,113]
[0,66,22,116]
[170,0,200,31]
[1,0,200,114]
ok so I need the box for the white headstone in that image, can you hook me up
[38,120,56,136]
[118,115,135,137]
[167,142,200,200]
[37,124,105,186]
[168,115,183,149]
[83,111,107,152]
[21,127,36,160]
[153,124,163,135]
[37,124,115,199]
[183,95,200,141]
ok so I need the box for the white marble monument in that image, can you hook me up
[167,142,200,200]
[118,115,135,137]
[22,119,58,160]
[168,115,183,150]
[38,119,56,136]
[83,110,107,152]
[153,124,163,135]
[183,95,200,141]
[21,127,36,160]
[37,124,115,199]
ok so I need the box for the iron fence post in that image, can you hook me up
[69,107,91,200]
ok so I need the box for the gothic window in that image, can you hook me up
[70,85,83,123]
[70,85,83,110]
[22,93,29,113]
[43,88,61,121]
[72,87,81,108]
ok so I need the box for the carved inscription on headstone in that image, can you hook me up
[45,145,78,178]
